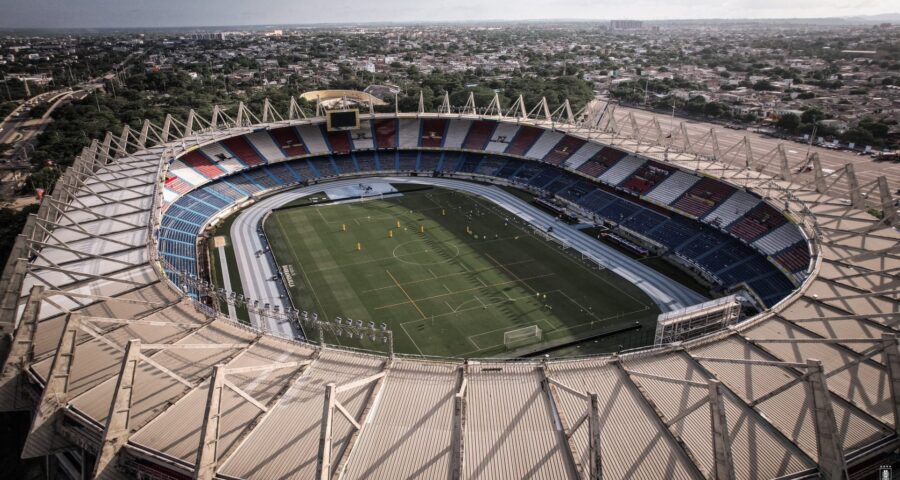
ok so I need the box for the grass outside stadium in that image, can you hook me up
[259,185,660,358]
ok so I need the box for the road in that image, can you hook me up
[1,50,140,163]
[229,177,708,339]
[605,103,899,199]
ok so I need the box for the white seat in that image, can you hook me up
[524,130,564,160]
[598,155,645,186]
[645,171,701,205]
[169,160,209,186]
[246,131,286,162]
[705,190,760,227]
[485,123,519,153]
[563,142,604,170]
[443,119,472,149]
[754,223,805,255]
[397,119,420,148]
[351,120,375,150]
[297,124,330,155]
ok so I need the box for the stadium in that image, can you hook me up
[0,91,897,480]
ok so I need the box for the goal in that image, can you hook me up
[503,325,543,349]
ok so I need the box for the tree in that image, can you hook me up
[858,119,889,140]
[752,79,777,91]
[703,102,728,118]
[801,108,825,125]
[842,127,875,147]
[684,95,707,114]
[0,204,39,268]
[776,113,801,133]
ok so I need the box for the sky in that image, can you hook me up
[0,0,896,29]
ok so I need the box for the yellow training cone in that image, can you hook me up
[356,242,362,251]
[388,230,393,238]
[341,223,347,232]
[396,220,401,228]
[420,225,425,233]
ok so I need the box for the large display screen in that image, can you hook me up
[327,109,360,131]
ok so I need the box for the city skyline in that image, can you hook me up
[0,0,897,29]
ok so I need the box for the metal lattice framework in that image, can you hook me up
[0,93,897,480]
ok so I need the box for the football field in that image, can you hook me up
[263,186,659,357]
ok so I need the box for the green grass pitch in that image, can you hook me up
[263,186,660,357]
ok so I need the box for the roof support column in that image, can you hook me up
[333,362,391,479]
[777,144,792,182]
[22,312,82,458]
[450,365,467,480]
[316,383,336,480]
[138,120,150,148]
[0,285,44,412]
[93,339,141,478]
[540,364,586,479]
[0,260,29,333]
[115,125,130,157]
[588,393,603,480]
[882,334,900,434]
[806,359,848,479]
[878,176,897,226]
[707,379,735,480]
[811,154,826,193]
[844,163,864,209]
[161,114,172,143]
[194,365,225,480]
[451,392,466,480]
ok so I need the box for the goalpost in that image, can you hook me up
[503,325,543,349]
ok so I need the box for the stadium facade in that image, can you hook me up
[0,94,897,480]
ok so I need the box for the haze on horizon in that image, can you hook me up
[0,0,896,29]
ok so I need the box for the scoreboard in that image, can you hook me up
[327,109,360,131]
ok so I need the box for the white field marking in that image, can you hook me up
[469,193,648,305]
[398,321,425,355]
[273,213,329,320]
[466,322,541,351]
[307,246,453,274]
[391,239,461,266]
[517,220,646,305]
[428,268,438,279]
[403,291,541,333]
[315,207,329,225]
[313,204,445,226]
[386,268,428,320]
[456,288,651,352]
[372,273,555,311]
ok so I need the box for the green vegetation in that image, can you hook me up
[0,100,19,119]
[264,187,658,358]
[0,204,39,269]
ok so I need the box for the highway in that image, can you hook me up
[1,51,140,163]
[228,177,708,339]
[605,103,899,199]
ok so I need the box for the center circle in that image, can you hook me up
[392,239,461,266]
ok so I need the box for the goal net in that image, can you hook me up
[503,325,543,349]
